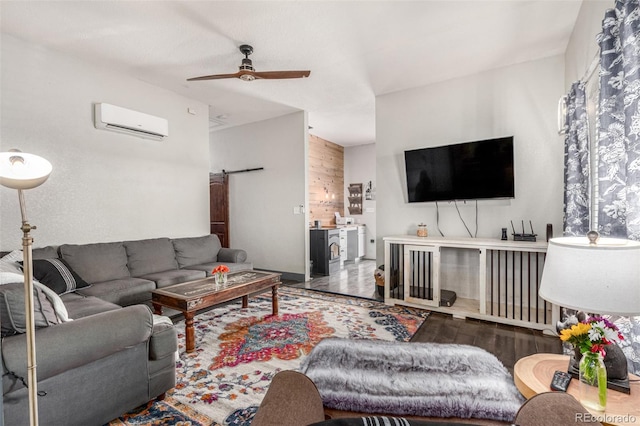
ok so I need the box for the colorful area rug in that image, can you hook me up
[108,287,429,426]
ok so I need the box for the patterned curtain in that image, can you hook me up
[558,0,640,377]
[563,82,590,236]
[596,0,640,240]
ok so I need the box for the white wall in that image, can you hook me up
[209,112,308,278]
[0,35,210,249]
[344,143,376,259]
[376,55,565,273]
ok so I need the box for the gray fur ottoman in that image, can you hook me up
[299,338,525,423]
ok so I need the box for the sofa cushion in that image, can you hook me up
[140,269,206,288]
[0,280,59,337]
[172,235,221,268]
[25,258,90,295]
[77,277,156,306]
[61,293,122,319]
[60,242,130,284]
[149,315,177,360]
[33,246,59,260]
[125,238,179,277]
[1,247,57,270]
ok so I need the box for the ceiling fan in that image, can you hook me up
[187,44,311,82]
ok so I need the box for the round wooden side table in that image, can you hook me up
[514,353,640,426]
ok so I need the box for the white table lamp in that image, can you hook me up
[539,234,640,317]
[539,233,640,394]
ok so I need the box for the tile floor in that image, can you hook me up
[287,259,379,300]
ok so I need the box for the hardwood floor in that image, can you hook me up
[284,259,563,373]
[410,312,562,374]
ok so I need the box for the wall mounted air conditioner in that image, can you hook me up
[94,103,169,140]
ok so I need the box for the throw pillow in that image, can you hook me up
[1,249,23,263]
[0,261,22,275]
[21,258,90,295]
[1,271,26,285]
[34,281,72,323]
[0,282,59,337]
[610,315,640,376]
[1,250,24,275]
[310,418,472,426]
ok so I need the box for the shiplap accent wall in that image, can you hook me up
[309,134,344,226]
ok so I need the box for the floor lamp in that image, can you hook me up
[0,150,52,426]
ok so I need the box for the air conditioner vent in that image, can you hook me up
[94,103,168,140]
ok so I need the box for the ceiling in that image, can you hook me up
[1,1,583,147]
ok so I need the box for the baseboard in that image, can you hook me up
[257,268,305,282]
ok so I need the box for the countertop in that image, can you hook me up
[310,224,365,230]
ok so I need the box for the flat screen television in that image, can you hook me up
[404,136,514,203]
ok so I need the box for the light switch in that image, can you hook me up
[293,206,301,215]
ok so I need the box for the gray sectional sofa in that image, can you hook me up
[59,234,251,306]
[1,234,252,425]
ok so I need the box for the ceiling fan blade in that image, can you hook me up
[187,72,241,81]
[252,70,311,80]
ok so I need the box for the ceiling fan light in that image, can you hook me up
[187,45,309,82]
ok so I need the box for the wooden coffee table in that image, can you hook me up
[151,270,281,353]
[514,353,640,426]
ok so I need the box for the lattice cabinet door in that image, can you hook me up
[403,244,440,308]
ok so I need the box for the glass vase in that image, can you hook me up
[579,351,607,412]
[215,272,227,286]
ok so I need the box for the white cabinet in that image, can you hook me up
[339,228,347,265]
[357,225,366,258]
[338,225,365,264]
[383,235,557,332]
[347,228,358,260]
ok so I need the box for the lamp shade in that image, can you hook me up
[539,236,640,316]
[0,151,52,190]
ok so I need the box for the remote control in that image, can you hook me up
[550,370,572,392]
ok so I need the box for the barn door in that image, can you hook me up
[209,173,229,247]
